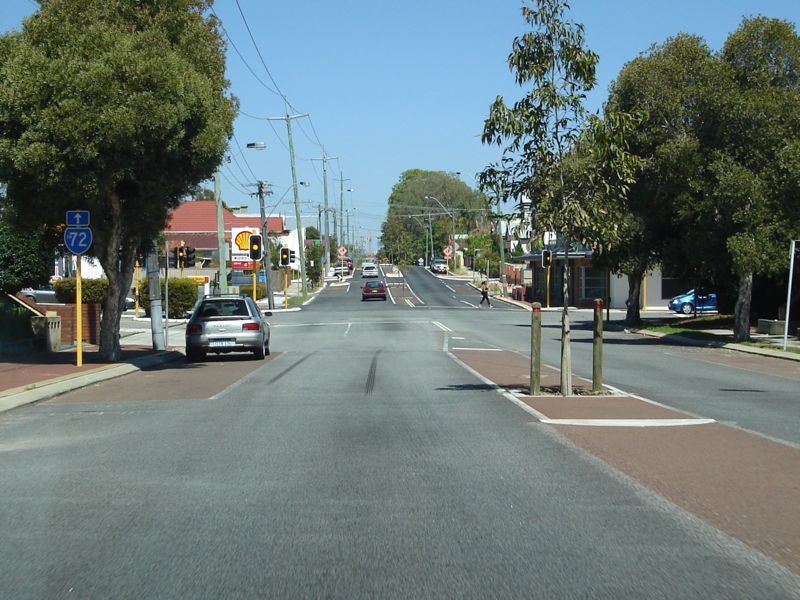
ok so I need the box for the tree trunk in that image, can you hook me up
[95,191,138,362]
[625,271,643,326]
[733,270,753,342]
[560,246,572,396]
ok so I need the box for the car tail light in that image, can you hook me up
[187,323,202,333]
[242,322,260,331]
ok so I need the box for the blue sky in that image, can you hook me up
[3,1,800,249]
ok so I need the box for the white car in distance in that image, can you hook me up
[361,263,379,278]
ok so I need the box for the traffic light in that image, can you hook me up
[168,246,178,268]
[249,234,263,260]
[177,246,186,267]
[184,246,196,268]
[542,249,552,269]
[289,249,296,263]
[279,247,290,266]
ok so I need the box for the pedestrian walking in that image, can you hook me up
[480,280,491,307]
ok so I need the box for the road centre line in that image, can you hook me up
[431,321,451,332]
[404,298,414,307]
[402,278,425,305]
[445,284,456,293]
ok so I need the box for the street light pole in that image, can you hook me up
[214,168,228,294]
[255,180,276,309]
[265,100,309,297]
[312,148,336,277]
[425,195,456,272]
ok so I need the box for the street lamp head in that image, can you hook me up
[299,181,310,187]
[246,142,266,149]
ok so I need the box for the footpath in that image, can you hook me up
[0,276,319,413]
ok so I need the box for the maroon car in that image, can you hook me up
[361,280,387,301]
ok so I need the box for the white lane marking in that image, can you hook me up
[451,347,503,352]
[449,348,719,428]
[385,282,397,304]
[445,284,456,293]
[274,320,433,328]
[448,352,550,420]
[452,336,465,340]
[404,280,425,305]
[460,300,478,308]
[344,322,352,337]
[540,418,715,427]
[431,321,451,332]
[404,298,414,307]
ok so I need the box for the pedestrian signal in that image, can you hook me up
[249,235,263,260]
[542,249,552,268]
[279,247,290,266]
[289,250,296,263]
[169,246,179,268]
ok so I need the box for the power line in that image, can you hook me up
[234,0,285,98]
[231,134,259,181]
[209,5,281,98]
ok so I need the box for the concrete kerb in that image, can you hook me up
[0,349,185,414]
[625,326,800,362]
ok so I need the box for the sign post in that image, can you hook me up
[64,211,92,367]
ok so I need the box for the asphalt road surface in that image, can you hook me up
[1,266,798,599]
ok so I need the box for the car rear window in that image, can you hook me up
[198,300,250,318]
[366,281,383,288]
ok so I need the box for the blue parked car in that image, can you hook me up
[668,289,718,315]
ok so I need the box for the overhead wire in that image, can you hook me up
[231,134,260,182]
[233,0,285,99]
[209,5,281,98]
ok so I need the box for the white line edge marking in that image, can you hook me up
[460,300,478,308]
[396,272,425,305]
[448,352,550,420]
[451,347,503,352]
[209,354,282,400]
[404,298,414,307]
[431,321,451,332]
[344,322,352,337]
[386,281,396,304]
[445,284,456,293]
[540,418,715,427]
[449,350,718,428]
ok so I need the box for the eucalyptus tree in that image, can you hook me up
[480,0,639,394]
[0,0,236,360]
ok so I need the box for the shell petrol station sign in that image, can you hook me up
[231,227,258,268]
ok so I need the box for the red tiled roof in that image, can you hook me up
[165,200,285,238]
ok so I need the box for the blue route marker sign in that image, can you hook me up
[66,210,90,227]
[64,226,93,255]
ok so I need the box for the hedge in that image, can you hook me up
[140,278,199,318]
[54,278,108,304]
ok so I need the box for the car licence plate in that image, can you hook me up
[209,339,235,347]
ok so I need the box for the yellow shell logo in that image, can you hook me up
[235,230,251,251]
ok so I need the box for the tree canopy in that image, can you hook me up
[0,0,236,359]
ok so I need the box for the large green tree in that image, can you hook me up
[603,34,720,324]
[705,17,800,340]
[480,0,638,394]
[0,0,236,360]
[381,169,488,266]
